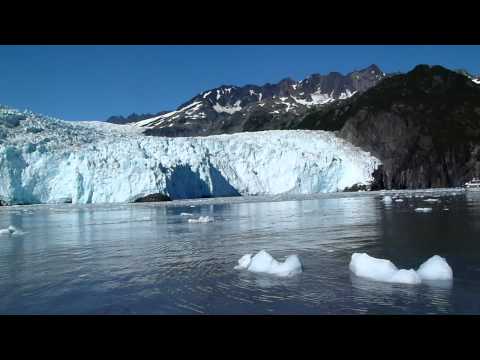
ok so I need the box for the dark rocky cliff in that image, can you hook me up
[296,65,480,189]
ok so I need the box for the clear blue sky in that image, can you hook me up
[1,45,479,121]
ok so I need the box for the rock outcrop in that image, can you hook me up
[296,65,480,189]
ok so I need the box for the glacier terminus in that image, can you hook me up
[0,105,380,205]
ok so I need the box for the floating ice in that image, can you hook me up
[382,196,393,204]
[395,199,404,202]
[180,212,193,216]
[389,269,422,284]
[235,250,303,277]
[188,216,213,223]
[0,225,22,236]
[415,207,432,213]
[349,253,421,285]
[234,254,252,270]
[349,253,398,282]
[424,198,440,203]
[417,255,453,281]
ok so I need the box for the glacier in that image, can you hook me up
[0,105,381,205]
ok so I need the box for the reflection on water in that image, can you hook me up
[350,274,453,314]
[1,190,480,314]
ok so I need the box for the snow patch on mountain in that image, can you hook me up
[213,100,242,114]
[135,101,203,128]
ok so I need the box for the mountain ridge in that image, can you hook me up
[294,64,480,189]
[107,64,387,136]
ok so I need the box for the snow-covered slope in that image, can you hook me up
[0,105,381,205]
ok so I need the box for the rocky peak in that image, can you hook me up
[108,64,386,137]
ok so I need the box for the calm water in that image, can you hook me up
[1,190,480,315]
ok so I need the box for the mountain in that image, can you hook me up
[295,64,480,189]
[0,105,379,205]
[106,111,170,124]
[111,64,386,137]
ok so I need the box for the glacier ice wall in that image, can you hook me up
[0,105,381,204]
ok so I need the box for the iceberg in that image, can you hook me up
[349,253,398,282]
[417,255,453,281]
[382,196,393,204]
[389,269,422,284]
[234,254,252,270]
[188,216,213,223]
[349,253,421,285]
[235,250,303,277]
[415,208,432,213]
[0,105,380,205]
[0,225,22,236]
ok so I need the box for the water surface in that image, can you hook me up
[1,189,479,314]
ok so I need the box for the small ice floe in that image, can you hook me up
[424,198,440,203]
[382,196,393,204]
[234,250,303,277]
[188,216,213,223]
[189,205,195,208]
[443,208,449,211]
[0,225,23,236]
[349,253,453,285]
[349,253,421,285]
[234,254,252,270]
[180,212,193,216]
[417,255,453,281]
[395,199,404,202]
[414,207,432,213]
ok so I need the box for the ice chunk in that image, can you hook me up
[382,196,393,204]
[272,255,303,277]
[0,225,22,236]
[188,216,213,223]
[0,228,11,236]
[395,199,404,202]
[389,269,422,284]
[349,253,398,282]
[417,255,453,281]
[424,198,440,203]
[237,250,303,277]
[180,212,193,216]
[349,253,421,285]
[415,207,432,213]
[234,254,252,270]
[247,250,278,273]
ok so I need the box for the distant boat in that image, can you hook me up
[465,178,480,191]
